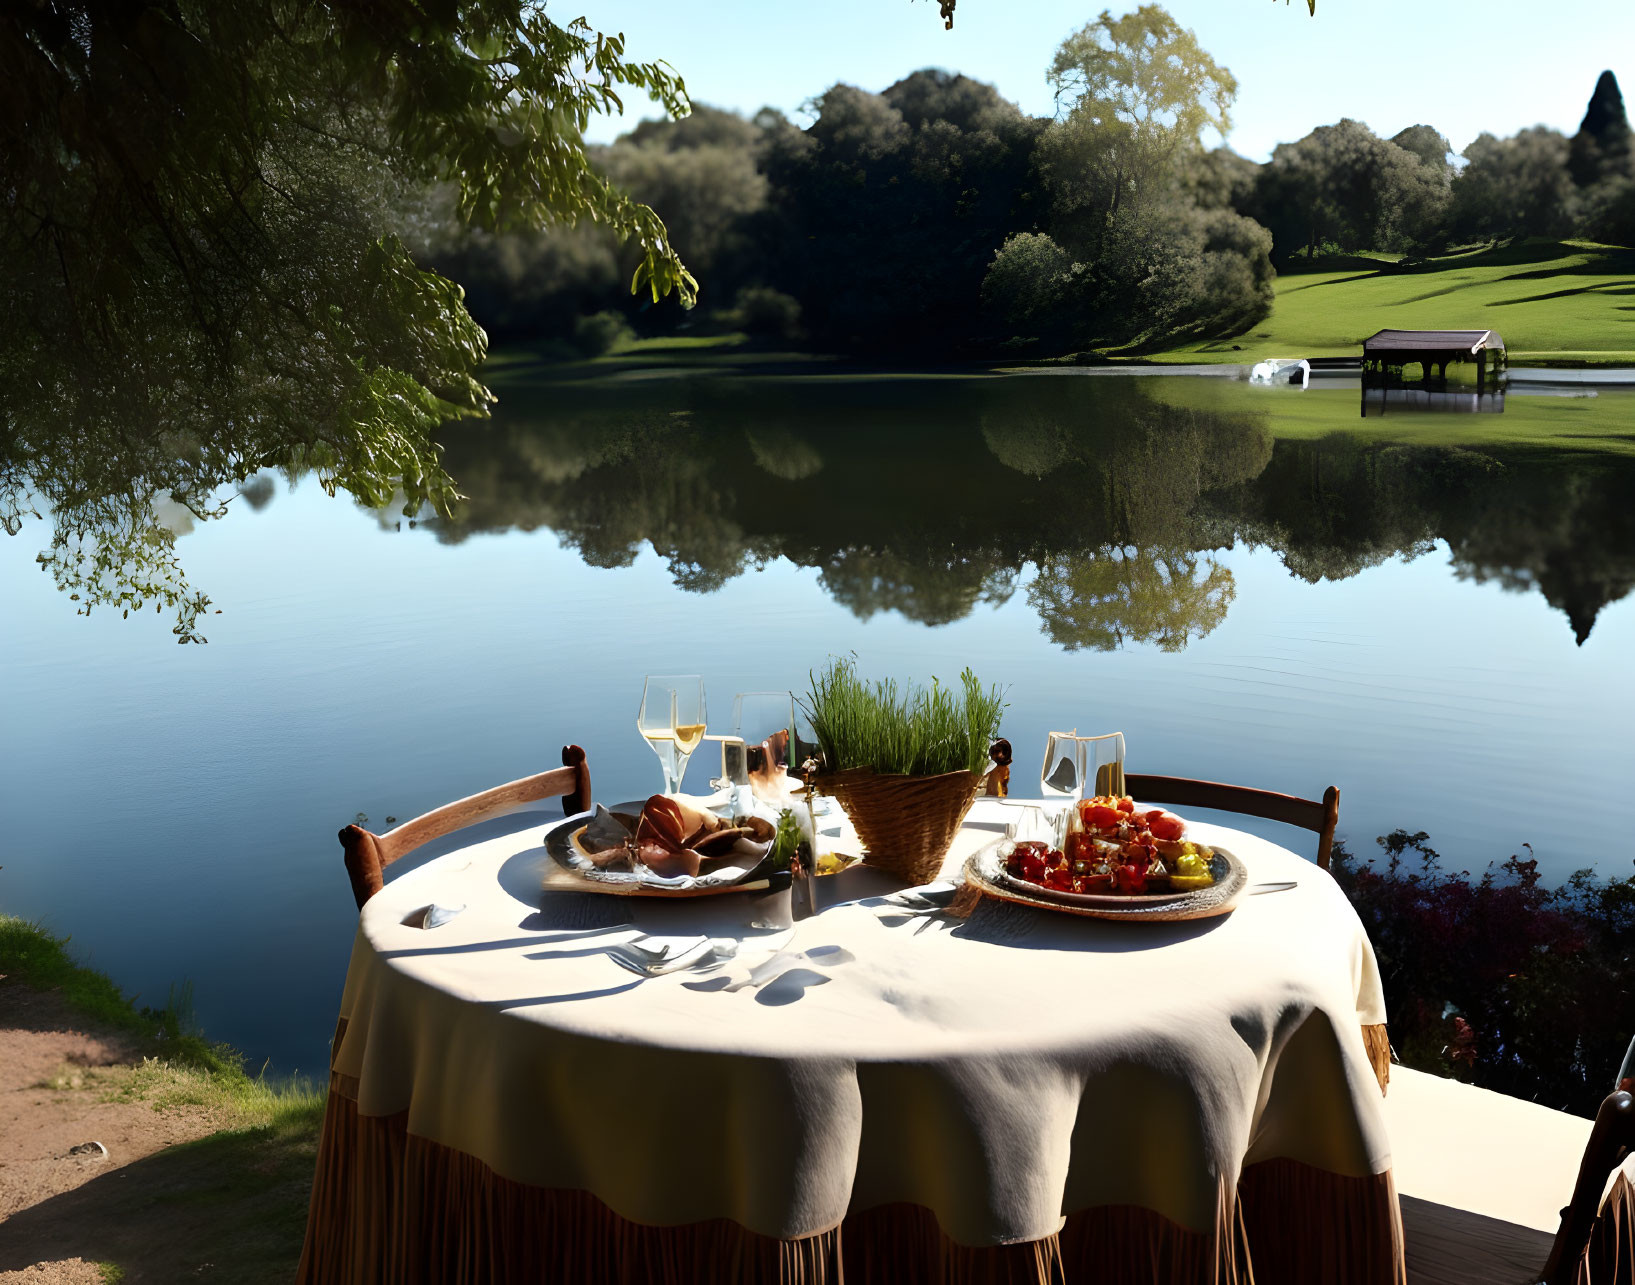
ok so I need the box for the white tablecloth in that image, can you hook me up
[329,800,1389,1246]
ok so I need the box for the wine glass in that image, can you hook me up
[637,675,706,796]
[1040,730,1085,802]
[1083,732,1127,799]
[732,691,796,807]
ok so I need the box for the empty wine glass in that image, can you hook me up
[1041,730,1086,801]
[1084,732,1127,799]
[637,675,706,796]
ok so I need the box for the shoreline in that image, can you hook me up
[0,916,319,1283]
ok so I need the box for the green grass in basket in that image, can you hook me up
[802,657,1005,777]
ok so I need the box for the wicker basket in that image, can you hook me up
[818,767,983,885]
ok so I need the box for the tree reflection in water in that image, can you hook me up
[13,362,1635,649]
[423,372,1635,650]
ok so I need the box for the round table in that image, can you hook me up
[299,800,1404,1285]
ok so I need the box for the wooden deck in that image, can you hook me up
[1385,1067,1592,1285]
[1403,1195,1553,1285]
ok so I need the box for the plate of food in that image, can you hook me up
[962,795,1248,921]
[541,795,788,898]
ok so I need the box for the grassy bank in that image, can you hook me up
[1145,239,1635,366]
[487,238,1635,379]
[0,914,321,1282]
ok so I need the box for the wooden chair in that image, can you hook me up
[1123,774,1341,869]
[1538,1045,1635,1285]
[1385,1039,1635,1285]
[340,745,591,908]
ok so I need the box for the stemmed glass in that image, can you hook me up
[1041,730,1127,801]
[1041,730,1086,801]
[637,675,707,796]
[731,691,797,808]
[1039,731,1126,838]
[1084,732,1126,799]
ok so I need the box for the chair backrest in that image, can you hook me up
[1123,774,1341,870]
[1540,1036,1635,1285]
[340,744,591,908]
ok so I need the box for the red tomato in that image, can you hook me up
[1020,852,1047,882]
[1084,804,1121,830]
[1114,863,1148,894]
[1116,797,1137,813]
[1074,872,1114,894]
[1046,867,1073,891]
[1148,811,1185,842]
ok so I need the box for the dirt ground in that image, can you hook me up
[0,981,230,1283]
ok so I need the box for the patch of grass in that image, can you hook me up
[0,914,246,1078]
[90,1055,322,1123]
[0,913,141,1031]
[1,912,324,1282]
[1144,239,1635,366]
[617,331,748,353]
[804,656,1006,777]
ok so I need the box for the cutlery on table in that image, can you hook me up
[1249,881,1299,895]
[606,936,720,977]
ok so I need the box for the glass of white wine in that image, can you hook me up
[637,675,707,796]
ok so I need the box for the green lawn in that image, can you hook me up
[1145,239,1635,366]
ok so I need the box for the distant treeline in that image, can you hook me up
[409,10,1634,360]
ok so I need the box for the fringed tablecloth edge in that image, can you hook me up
[297,1082,1405,1285]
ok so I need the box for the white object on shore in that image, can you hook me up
[1249,358,1311,389]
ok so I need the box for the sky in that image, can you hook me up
[576,0,1635,160]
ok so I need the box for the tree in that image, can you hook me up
[597,108,771,308]
[1178,146,1261,213]
[1,1,695,638]
[981,233,1076,343]
[758,70,1043,352]
[1449,128,1576,243]
[1569,71,1633,189]
[415,104,774,343]
[1391,124,1453,174]
[1002,6,1272,350]
[1254,119,1449,260]
[1044,6,1237,238]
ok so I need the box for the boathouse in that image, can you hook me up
[1362,329,1507,385]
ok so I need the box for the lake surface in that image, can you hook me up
[3,367,1633,1078]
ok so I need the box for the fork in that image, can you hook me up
[606,937,724,977]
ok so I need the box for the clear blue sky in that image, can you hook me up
[577,0,1634,160]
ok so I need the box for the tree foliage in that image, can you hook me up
[1253,119,1450,261]
[1569,70,1633,189]
[1,0,695,639]
[1048,6,1236,169]
[1449,128,1577,243]
[985,9,1272,351]
[757,70,1044,352]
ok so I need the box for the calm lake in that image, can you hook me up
[4,365,1633,1078]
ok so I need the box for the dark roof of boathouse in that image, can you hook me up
[1362,329,1505,354]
